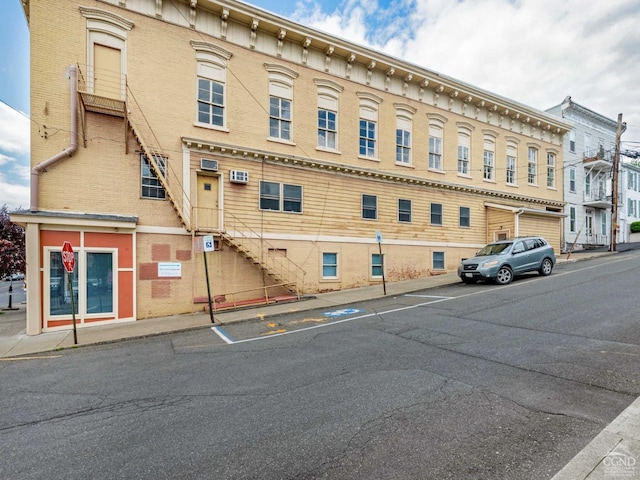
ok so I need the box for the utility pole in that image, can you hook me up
[611,113,626,252]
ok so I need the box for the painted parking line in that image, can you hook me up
[404,294,452,299]
[211,325,235,344]
[0,355,62,361]
[212,295,454,345]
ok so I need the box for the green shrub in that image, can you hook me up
[631,221,640,233]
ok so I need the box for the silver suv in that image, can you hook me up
[458,237,556,285]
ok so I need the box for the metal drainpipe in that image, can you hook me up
[30,65,78,211]
[515,208,524,237]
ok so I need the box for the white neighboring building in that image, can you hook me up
[546,97,617,252]
[619,160,640,243]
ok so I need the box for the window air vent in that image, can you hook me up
[200,159,218,171]
[230,170,249,184]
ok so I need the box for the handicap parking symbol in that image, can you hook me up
[323,308,361,318]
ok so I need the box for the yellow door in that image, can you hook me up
[197,175,219,230]
[94,44,122,99]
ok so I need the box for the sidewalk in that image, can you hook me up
[0,250,615,359]
[1,249,638,479]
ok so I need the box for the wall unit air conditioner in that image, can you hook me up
[230,170,249,184]
[200,159,218,171]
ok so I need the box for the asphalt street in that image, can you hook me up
[2,251,640,479]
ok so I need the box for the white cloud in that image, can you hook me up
[293,0,640,147]
[0,171,29,211]
[0,102,30,155]
[0,152,14,165]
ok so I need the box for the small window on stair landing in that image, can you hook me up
[141,154,166,200]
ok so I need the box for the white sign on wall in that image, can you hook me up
[203,235,215,252]
[158,262,182,278]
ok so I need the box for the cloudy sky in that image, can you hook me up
[1,0,639,211]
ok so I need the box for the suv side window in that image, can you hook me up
[524,239,536,251]
[513,241,526,254]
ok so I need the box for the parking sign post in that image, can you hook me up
[376,232,386,295]
[61,241,78,344]
[202,236,215,323]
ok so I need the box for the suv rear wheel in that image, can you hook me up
[538,258,553,276]
[494,266,513,285]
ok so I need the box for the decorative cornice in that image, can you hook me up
[314,78,344,92]
[264,62,299,79]
[181,137,564,208]
[116,0,572,138]
[560,97,618,130]
[190,40,233,60]
[79,6,134,30]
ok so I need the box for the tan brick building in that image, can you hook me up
[14,0,571,334]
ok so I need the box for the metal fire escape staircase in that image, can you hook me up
[219,213,306,296]
[76,65,305,297]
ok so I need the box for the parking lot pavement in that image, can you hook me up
[2,248,639,479]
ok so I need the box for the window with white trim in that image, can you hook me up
[458,131,471,175]
[371,253,384,278]
[506,142,517,185]
[259,181,302,213]
[459,206,470,228]
[318,110,336,149]
[432,251,445,270]
[431,203,443,226]
[270,97,291,140]
[395,104,415,165]
[569,130,576,152]
[265,64,298,142]
[398,198,412,223]
[316,80,342,151]
[396,128,411,164]
[569,168,576,192]
[506,154,516,185]
[458,122,474,176]
[584,133,591,156]
[362,194,377,220]
[357,92,382,159]
[193,42,232,129]
[528,147,538,184]
[569,206,576,232]
[359,119,376,158]
[198,78,224,127]
[322,252,338,279]
[429,125,443,170]
[483,135,496,181]
[141,154,166,199]
[547,152,556,188]
[628,171,637,191]
[48,248,116,318]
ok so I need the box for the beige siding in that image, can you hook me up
[26,0,571,319]
[519,215,562,254]
[486,208,516,242]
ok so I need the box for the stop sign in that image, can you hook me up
[61,241,75,273]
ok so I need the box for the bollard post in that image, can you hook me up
[7,279,13,309]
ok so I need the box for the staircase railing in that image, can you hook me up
[126,85,191,230]
[219,210,306,295]
[77,64,303,294]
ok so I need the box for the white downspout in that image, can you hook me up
[30,65,78,211]
[515,208,525,237]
